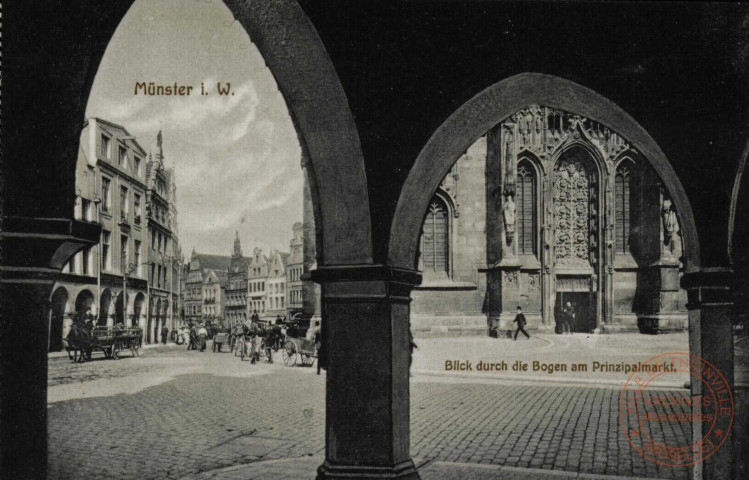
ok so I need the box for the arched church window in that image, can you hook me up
[615,161,633,254]
[517,161,537,255]
[422,197,449,275]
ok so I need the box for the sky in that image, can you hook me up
[86,0,302,257]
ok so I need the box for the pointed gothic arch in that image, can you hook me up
[389,73,700,274]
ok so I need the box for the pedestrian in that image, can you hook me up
[562,301,574,335]
[251,310,260,324]
[247,317,259,363]
[272,322,282,351]
[408,324,418,367]
[513,306,530,340]
[161,325,169,344]
[188,324,198,350]
[198,324,208,352]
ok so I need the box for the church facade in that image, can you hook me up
[411,105,688,336]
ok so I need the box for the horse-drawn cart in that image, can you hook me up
[65,325,143,362]
[281,335,317,367]
[212,332,231,352]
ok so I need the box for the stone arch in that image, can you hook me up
[99,289,112,326]
[49,287,69,352]
[133,292,145,329]
[81,0,372,267]
[390,73,700,274]
[114,292,129,327]
[74,289,96,318]
[153,298,162,344]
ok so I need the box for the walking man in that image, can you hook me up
[161,325,169,345]
[562,301,574,335]
[513,306,530,340]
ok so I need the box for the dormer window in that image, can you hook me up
[119,145,128,168]
[101,134,111,159]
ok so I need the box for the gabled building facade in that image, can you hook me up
[247,247,269,319]
[145,130,181,343]
[202,269,227,325]
[265,250,289,322]
[183,250,231,326]
[226,232,249,327]
[286,222,304,319]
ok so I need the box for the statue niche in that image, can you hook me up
[503,194,516,237]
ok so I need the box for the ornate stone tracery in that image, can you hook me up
[553,156,597,269]
[508,105,631,163]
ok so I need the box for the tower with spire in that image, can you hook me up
[226,230,250,327]
[145,128,182,336]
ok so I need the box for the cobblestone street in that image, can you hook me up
[48,340,692,480]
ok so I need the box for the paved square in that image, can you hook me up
[48,336,694,480]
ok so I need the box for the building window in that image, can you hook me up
[615,162,633,254]
[101,178,111,213]
[421,197,448,275]
[119,145,128,168]
[121,235,129,273]
[120,186,129,220]
[102,230,111,271]
[134,241,141,276]
[517,161,537,255]
[101,134,111,159]
[82,247,91,275]
[81,198,92,222]
[134,194,142,225]
[134,156,141,176]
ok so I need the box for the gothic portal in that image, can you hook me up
[411,105,687,335]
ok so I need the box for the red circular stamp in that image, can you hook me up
[618,352,734,468]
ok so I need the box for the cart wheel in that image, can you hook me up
[283,341,297,366]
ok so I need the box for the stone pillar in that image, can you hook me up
[1,217,100,477]
[313,265,421,480]
[683,269,735,480]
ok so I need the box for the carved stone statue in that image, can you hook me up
[503,194,516,234]
[662,197,677,245]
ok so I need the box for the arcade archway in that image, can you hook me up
[99,289,112,326]
[49,288,69,352]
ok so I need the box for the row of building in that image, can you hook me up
[48,118,182,350]
[180,171,320,328]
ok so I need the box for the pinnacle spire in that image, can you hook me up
[233,230,242,257]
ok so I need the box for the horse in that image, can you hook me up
[65,323,93,363]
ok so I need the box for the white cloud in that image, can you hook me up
[85,0,303,255]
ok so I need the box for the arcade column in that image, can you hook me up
[683,269,735,480]
[0,217,100,478]
[313,265,421,480]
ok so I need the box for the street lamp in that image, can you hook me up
[92,196,102,321]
